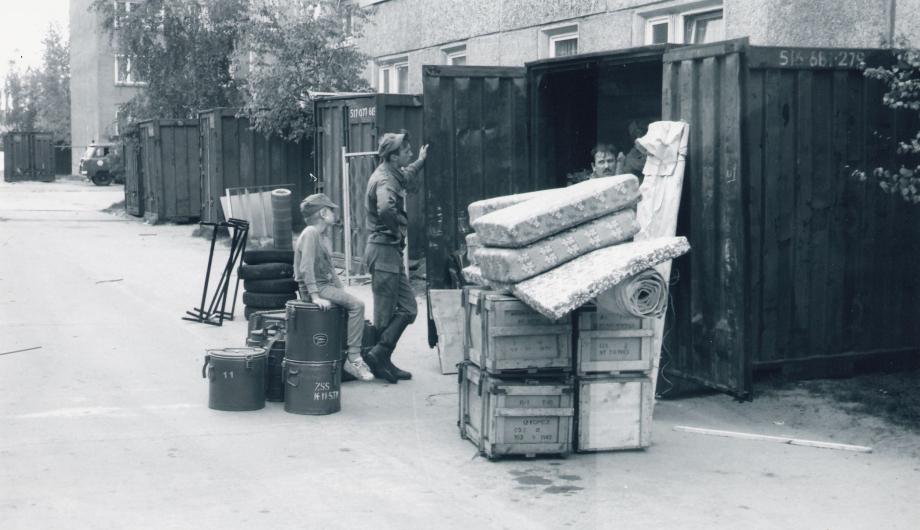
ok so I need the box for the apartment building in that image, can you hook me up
[357,0,917,94]
[69,0,145,172]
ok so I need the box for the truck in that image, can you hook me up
[79,142,124,186]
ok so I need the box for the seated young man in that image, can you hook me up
[293,193,374,381]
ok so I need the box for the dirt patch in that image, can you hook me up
[102,200,126,213]
[787,370,920,433]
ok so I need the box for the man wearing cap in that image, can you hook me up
[294,193,374,381]
[363,130,428,384]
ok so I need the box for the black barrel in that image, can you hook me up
[285,300,344,362]
[265,337,285,402]
[282,359,341,415]
[202,348,267,411]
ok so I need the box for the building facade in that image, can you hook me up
[69,0,145,173]
[357,0,919,95]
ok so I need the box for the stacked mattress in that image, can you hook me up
[462,174,690,320]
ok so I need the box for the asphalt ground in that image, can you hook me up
[1,179,918,529]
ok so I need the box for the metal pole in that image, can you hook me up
[341,146,352,287]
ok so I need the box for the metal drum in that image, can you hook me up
[265,337,286,402]
[285,300,344,362]
[202,347,267,411]
[248,309,288,336]
[282,359,341,415]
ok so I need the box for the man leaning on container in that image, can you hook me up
[363,130,428,384]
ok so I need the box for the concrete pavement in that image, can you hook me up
[1,179,918,529]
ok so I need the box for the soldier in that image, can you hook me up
[362,131,428,384]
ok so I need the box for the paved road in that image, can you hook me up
[1,179,918,529]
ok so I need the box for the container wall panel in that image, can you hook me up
[313,95,424,271]
[138,120,200,223]
[423,66,529,289]
[200,109,313,231]
[662,42,750,397]
[123,131,143,216]
[743,50,920,368]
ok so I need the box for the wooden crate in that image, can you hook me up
[458,361,574,460]
[576,374,653,452]
[576,307,653,375]
[463,287,572,374]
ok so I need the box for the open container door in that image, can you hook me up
[422,65,530,347]
[660,39,753,399]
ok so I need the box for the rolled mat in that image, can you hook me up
[474,208,639,283]
[472,174,640,248]
[595,268,669,318]
[271,189,293,250]
[510,236,690,320]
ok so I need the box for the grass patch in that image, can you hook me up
[769,369,920,432]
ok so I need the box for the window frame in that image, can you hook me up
[443,44,468,66]
[114,54,148,86]
[377,58,409,94]
[639,2,724,45]
[548,31,579,58]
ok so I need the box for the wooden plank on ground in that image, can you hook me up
[674,426,872,453]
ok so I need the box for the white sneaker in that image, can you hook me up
[344,357,375,381]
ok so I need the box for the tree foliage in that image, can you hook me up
[91,0,247,122]
[856,38,920,204]
[91,0,372,141]
[1,24,70,143]
[236,0,372,140]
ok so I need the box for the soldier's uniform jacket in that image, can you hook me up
[364,159,423,250]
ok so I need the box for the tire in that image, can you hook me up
[243,249,294,265]
[92,172,113,186]
[243,291,296,308]
[238,262,293,280]
[243,278,298,294]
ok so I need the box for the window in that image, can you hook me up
[549,32,578,58]
[641,4,724,45]
[684,10,724,44]
[378,58,409,94]
[444,45,467,66]
[115,55,147,86]
[646,16,671,45]
[113,1,138,29]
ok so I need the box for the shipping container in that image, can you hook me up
[122,126,144,217]
[424,39,920,399]
[137,119,201,224]
[2,131,55,182]
[313,94,425,272]
[199,108,313,231]
[54,143,71,176]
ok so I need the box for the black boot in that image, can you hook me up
[378,314,413,380]
[364,344,398,384]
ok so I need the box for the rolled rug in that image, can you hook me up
[596,268,668,318]
[271,189,293,250]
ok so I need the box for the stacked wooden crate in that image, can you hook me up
[458,286,575,460]
[573,303,655,452]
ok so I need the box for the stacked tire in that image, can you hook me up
[239,250,298,319]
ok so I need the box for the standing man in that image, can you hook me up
[363,131,428,384]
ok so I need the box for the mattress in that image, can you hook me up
[461,265,512,292]
[474,208,639,283]
[467,189,550,225]
[471,174,640,248]
[510,237,691,320]
[465,232,481,265]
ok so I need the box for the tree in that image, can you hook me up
[2,63,38,132]
[32,24,71,143]
[91,0,247,121]
[855,38,920,204]
[236,0,372,140]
